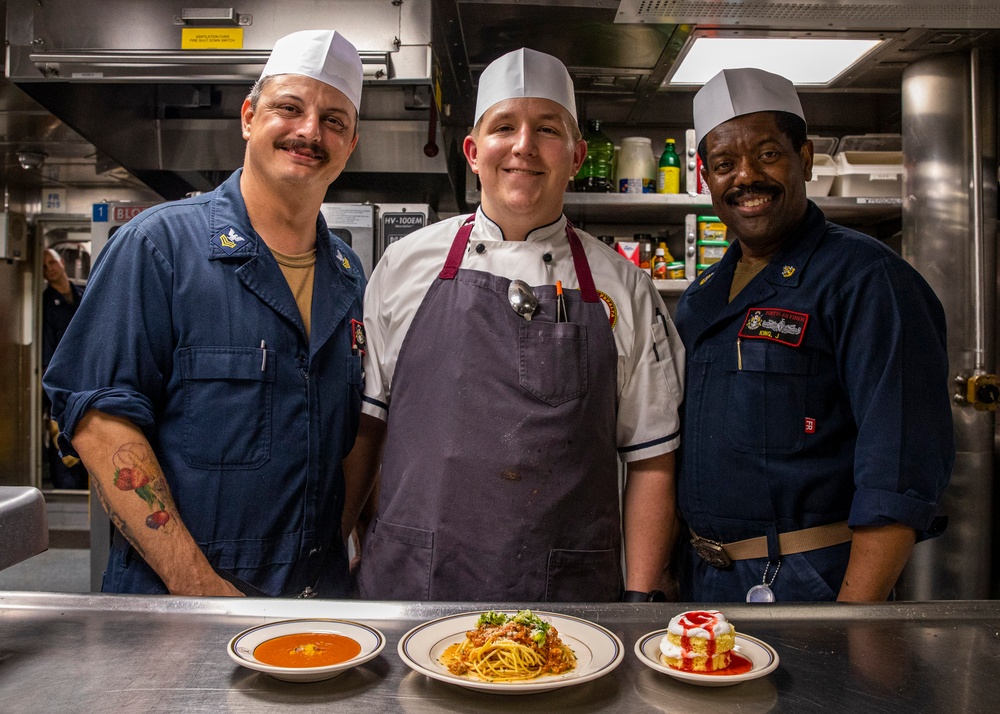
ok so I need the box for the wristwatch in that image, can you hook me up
[622,589,667,603]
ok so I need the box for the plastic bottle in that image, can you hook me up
[658,241,675,263]
[656,138,681,194]
[617,137,656,194]
[635,233,654,275]
[651,247,668,280]
[574,119,615,193]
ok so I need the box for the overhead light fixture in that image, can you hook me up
[667,36,884,86]
[16,151,46,170]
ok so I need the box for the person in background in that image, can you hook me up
[44,30,367,597]
[675,67,953,602]
[348,48,684,602]
[41,248,88,489]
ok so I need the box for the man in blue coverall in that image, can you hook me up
[44,30,368,597]
[676,68,953,602]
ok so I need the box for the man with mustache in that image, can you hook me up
[349,48,684,602]
[44,30,367,597]
[675,68,953,602]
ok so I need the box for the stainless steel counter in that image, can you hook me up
[1,593,996,713]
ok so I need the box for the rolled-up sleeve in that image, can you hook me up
[833,257,954,534]
[43,225,174,455]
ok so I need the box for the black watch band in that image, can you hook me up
[622,589,667,603]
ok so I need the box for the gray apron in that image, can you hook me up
[357,217,621,601]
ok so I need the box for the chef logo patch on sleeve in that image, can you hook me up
[350,319,366,354]
[740,308,809,347]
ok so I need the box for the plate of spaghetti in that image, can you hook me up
[398,610,624,694]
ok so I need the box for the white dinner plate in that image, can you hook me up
[228,618,386,682]
[634,630,779,687]
[397,610,624,695]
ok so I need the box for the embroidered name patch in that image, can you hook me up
[212,227,248,254]
[739,308,809,347]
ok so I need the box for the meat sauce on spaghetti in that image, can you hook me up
[441,610,576,682]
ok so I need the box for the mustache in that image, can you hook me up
[275,139,328,161]
[725,183,779,205]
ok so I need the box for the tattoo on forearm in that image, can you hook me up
[111,442,174,531]
[89,468,149,561]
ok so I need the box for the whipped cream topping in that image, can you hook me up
[660,639,696,659]
[666,610,733,638]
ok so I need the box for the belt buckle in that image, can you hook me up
[690,535,732,568]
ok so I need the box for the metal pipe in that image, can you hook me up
[970,48,987,374]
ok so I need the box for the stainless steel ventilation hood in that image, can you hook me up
[5,0,454,204]
[7,0,1000,210]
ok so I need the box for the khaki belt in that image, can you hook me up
[690,521,853,568]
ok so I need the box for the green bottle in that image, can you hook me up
[575,119,615,193]
[656,138,681,194]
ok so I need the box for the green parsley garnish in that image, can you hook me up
[476,610,509,627]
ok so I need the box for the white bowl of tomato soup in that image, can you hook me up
[228,618,386,682]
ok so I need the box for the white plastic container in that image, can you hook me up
[831,151,903,197]
[807,153,836,197]
[617,137,656,194]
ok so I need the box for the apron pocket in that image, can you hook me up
[546,548,620,602]
[358,519,433,600]
[177,346,275,469]
[519,322,588,406]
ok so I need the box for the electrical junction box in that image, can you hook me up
[0,212,28,260]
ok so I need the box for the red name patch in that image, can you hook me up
[739,308,809,347]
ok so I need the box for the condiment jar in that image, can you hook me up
[617,137,656,194]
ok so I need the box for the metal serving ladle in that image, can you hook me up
[507,279,538,321]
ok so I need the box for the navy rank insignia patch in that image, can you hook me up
[739,307,808,347]
[213,227,248,254]
[781,265,796,278]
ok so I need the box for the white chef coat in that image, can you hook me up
[361,208,684,463]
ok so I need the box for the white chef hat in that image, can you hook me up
[474,48,577,125]
[693,68,805,148]
[260,30,363,112]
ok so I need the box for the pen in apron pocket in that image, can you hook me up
[260,340,267,371]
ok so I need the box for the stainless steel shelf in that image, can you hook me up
[652,278,693,296]
[463,190,902,226]
[560,193,902,225]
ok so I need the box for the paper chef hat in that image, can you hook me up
[474,48,577,125]
[260,30,364,112]
[693,68,805,148]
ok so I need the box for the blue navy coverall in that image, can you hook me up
[675,202,953,601]
[44,169,366,597]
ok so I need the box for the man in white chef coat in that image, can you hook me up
[344,48,684,602]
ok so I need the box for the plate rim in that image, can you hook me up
[227,617,386,677]
[397,609,625,693]
[633,629,780,684]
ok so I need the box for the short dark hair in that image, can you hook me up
[697,111,807,164]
